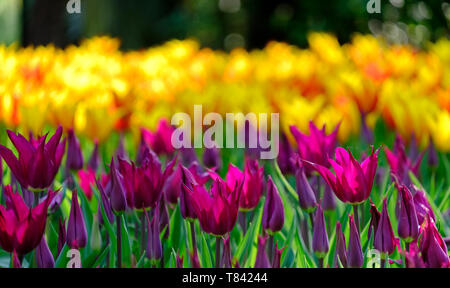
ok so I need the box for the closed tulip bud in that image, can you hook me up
[36,237,55,268]
[67,190,88,249]
[396,183,419,242]
[427,138,439,168]
[240,159,264,211]
[312,205,329,259]
[90,214,102,251]
[180,147,198,166]
[322,184,336,211]
[190,249,201,268]
[57,218,66,256]
[348,215,363,268]
[221,235,232,268]
[309,147,379,204]
[163,165,182,205]
[146,207,162,261]
[262,176,284,234]
[293,156,317,212]
[203,146,222,170]
[66,129,84,171]
[374,198,396,257]
[88,140,100,171]
[115,134,127,160]
[96,178,115,225]
[109,158,127,213]
[368,200,381,240]
[335,222,347,268]
[180,166,198,220]
[419,215,450,268]
[159,199,170,239]
[176,251,183,268]
[254,236,271,268]
[272,242,286,268]
[413,188,436,225]
[277,133,295,175]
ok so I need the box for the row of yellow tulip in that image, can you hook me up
[0,33,449,151]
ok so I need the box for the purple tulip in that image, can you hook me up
[368,200,381,240]
[57,218,66,256]
[396,183,419,242]
[0,126,65,191]
[413,188,436,225]
[322,184,336,211]
[36,237,55,268]
[374,198,396,256]
[95,177,114,224]
[109,158,127,213]
[203,146,222,170]
[66,190,88,249]
[293,155,317,212]
[335,221,347,268]
[312,205,329,259]
[88,140,100,171]
[277,133,295,175]
[254,236,270,268]
[66,129,84,171]
[262,176,284,234]
[141,119,175,156]
[348,214,363,268]
[159,199,170,239]
[272,242,286,268]
[146,207,162,261]
[419,215,450,268]
[240,159,264,211]
[163,165,182,205]
[426,137,439,168]
[180,166,199,220]
[176,251,184,268]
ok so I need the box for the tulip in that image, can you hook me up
[384,135,424,187]
[66,190,88,249]
[419,215,450,268]
[277,133,295,175]
[308,147,379,205]
[254,236,271,268]
[163,165,182,205]
[146,207,162,262]
[262,176,284,234]
[293,155,317,212]
[413,188,436,225]
[190,249,201,268]
[405,244,426,268]
[368,200,381,240]
[0,185,56,255]
[78,168,96,201]
[118,149,176,210]
[88,140,100,171]
[203,146,222,170]
[66,129,84,171]
[312,205,329,262]
[95,178,114,224]
[109,158,127,213]
[396,183,419,242]
[141,119,175,156]
[426,137,439,168]
[348,214,363,268]
[0,126,65,191]
[159,199,170,239]
[115,133,127,160]
[57,218,66,256]
[322,184,336,211]
[188,177,242,236]
[272,242,286,268]
[290,121,339,174]
[374,198,396,262]
[36,237,55,268]
[180,147,198,167]
[176,251,184,268]
[240,159,264,211]
[180,166,199,220]
[221,235,232,268]
[335,222,347,268]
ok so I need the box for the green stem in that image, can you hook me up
[116,215,122,268]
[353,205,360,235]
[215,237,221,268]
[190,221,197,255]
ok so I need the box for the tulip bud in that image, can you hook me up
[348,214,363,268]
[190,249,201,268]
[203,146,222,170]
[312,205,329,259]
[277,133,295,175]
[66,129,84,171]
[96,178,114,225]
[374,198,396,257]
[88,140,100,171]
[176,251,184,268]
[254,236,271,268]
[180,147,198,166]
[419,215,450,268]
[322,184,336,211]
[159,199,170,239]
[272,242,286,268]
[163,165,182,205]
[221,235,232,268]
[293,157,317,212]
[115,134,127,160]
[109,158,127,213]
[334,221,347,268]
[180,166,198,220]
[146,207,162,262]
[368,200,380,240]
[66,190,88,249]
[240,159,264,211]
[396,184,419,242]
[262,176,284,234]
[36,237,55,268]
[57,218,66,256]
[413,188,436,225]
[90,214,102,251]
